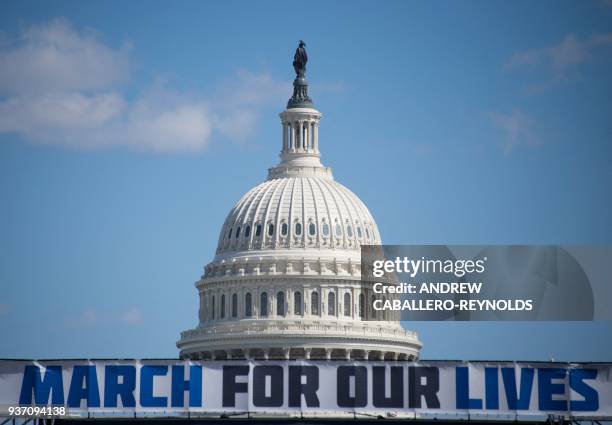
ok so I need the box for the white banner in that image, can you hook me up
[0,360,610,420]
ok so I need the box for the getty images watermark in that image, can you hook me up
[361,245,612,321]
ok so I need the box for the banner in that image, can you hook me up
[1,360,611,420]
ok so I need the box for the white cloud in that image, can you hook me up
[0,20,287,152]
[211,70,290,141]
[0,92,125,133]
[490,109,539,154]
[120,307,143,325]
[67,307,144,327]
[0,19,130,95]
[215,70,290,107]
[506,32,612,79]
[117,87,214,152]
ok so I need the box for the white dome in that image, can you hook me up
[215,175,381,257]
[178,63,421,361]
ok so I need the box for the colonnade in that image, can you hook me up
[282,119,319,152]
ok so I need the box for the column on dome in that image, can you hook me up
[228,288,233,319]
[252,287,258,317]
[301,121,305,151]
[308,120,313,150]
[298,120,304,150]
[322,289,327,318]
[314,122,319,151]
[208,292,213,322]
[239,286,245,319]
[203,292,209,322]
[290,123,296,152]
[287,289,293,316]
[282,122,288,151]
[310,121,314,150]
[215,289,220,320]
[311,120,316,150]
[210,292,215,321]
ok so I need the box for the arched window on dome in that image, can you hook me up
[244,225,251,238]
[295,222,302,236]
[309,222,316,236]
[227,228,232,240]
[346,225,353,238]
[235,227,240,239]
[294,291,302,315]
[344,293,351,316]
[211,295,215,320]
[255,224,262,237]
[311,291,319,315]
[277,291,285,316]
[328,292,336,316]
[220,294,226,318]
[260,292,268,316]
[245,293,252,317]
[359,293,365,318]
[335,223,342,237]
[356,225,363,239]
[281,222,288,237]
[322,223,330,237]
[365,226,370,240]
[232,293,238,318]
[267,224,274,237]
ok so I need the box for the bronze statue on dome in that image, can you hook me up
[287,40,313,108]
[293,40,307,78]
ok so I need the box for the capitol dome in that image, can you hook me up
[215,172,381,257]
[177,44,421,361]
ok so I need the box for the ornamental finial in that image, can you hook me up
[287,40,313,109]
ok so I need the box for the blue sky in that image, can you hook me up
[0,0,611,360]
